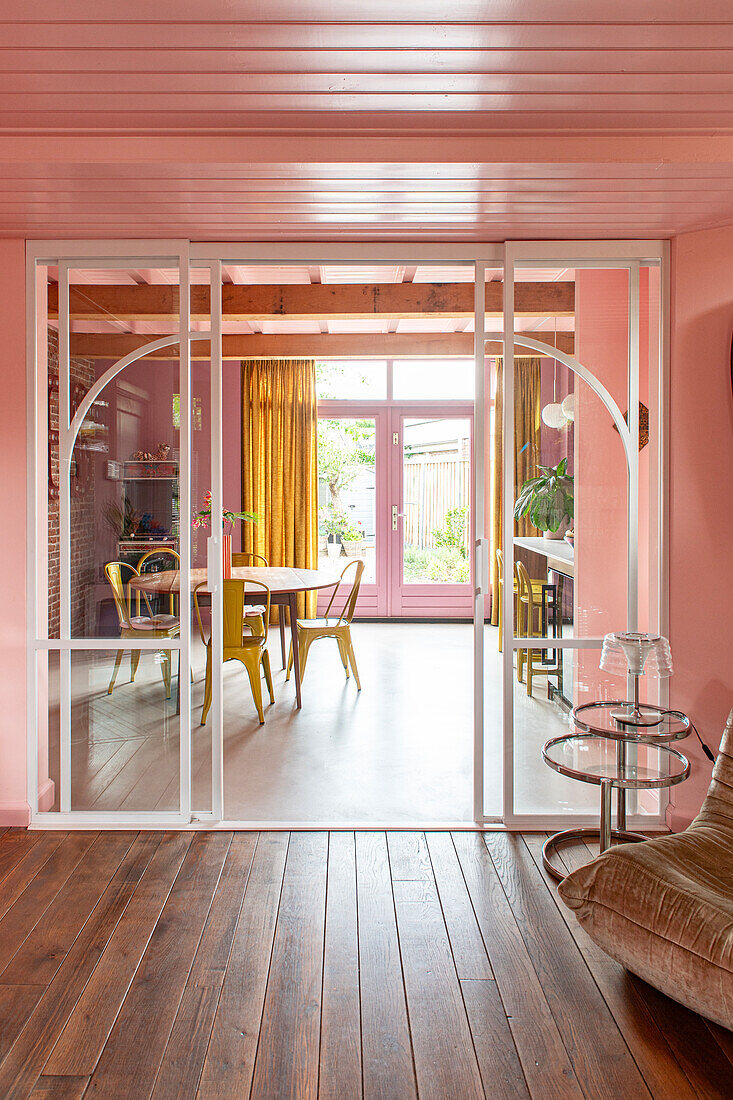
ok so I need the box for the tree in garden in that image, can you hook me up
[317,418,374,512]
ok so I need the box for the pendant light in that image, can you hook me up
[541,319,566,427]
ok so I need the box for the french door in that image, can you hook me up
[389,407,474,617]
[316,404,473,618]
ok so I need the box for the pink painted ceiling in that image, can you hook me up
[3,3,733,240]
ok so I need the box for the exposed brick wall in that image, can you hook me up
[48,328,98,638]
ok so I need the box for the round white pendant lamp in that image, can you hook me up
[541,402,567,428]
[561,393,575,421]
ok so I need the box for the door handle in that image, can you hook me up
[392,502,414,529]
[392,505,406,530]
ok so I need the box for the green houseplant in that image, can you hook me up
[341,519,365,557]
[513,458,574,540]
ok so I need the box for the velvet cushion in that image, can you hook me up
[558,710,733,1031]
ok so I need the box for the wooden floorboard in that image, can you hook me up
[356,831,417,1100]
[0,828,727,1100]
[43,833,192,1077]
[318,832,362,1100]
[0,834,161,1100]
[523,834,703,1100]
[484,832,654,1099]
[84,832,230,1099]
[150,833,257,1100]
[250,831,328,1100]
[196,832,289,1100]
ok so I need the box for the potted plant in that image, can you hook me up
[322,504,347,557]
[341,519,365,557]
[513,458,574,540]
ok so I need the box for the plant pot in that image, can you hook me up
[342,538,364,557]
[327,540,342,559]
[544,517,570,541]
[318,535,328,555]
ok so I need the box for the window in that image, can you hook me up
[392,359,474,400]
[315,360,387,400]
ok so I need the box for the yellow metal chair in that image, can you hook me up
[286,559,364,690]
[516,559,561,696]
[195,578,274,725]
[231,551,268,568]
[495,548,545,652]
[104,561,180,698]
[137,547,180,617]
[231,552,269,638]
[193,551,267,647]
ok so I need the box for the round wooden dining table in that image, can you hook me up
[129,565,342,708]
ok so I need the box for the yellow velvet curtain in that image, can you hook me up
[241,359,318,617]
[489,357,542,626]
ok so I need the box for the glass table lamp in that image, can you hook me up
[599,632,673,727]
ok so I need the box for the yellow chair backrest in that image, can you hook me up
[137,547,180,572]
[515,559,534,604]
[105,561,140,629]
[231,551,268,567]
[195,578,271,648]
[324,559,365,625]
[137,548,180,615]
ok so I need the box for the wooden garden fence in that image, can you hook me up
[403,457,470,551]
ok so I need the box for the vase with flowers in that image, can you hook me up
[192,491,258,577]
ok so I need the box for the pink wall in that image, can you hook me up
[574,269,630,700]
[668,226,733,829]
[0,240,29,824]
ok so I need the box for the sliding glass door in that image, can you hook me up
[28,242,225,825]
[484,242,667,830]
[28,241,667,828]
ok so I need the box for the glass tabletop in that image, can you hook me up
[571,701,690,743]
[542,734,690,789]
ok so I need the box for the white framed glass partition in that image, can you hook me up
[25,241,227,826]
[493,241,668,830]
[25,239,666,830]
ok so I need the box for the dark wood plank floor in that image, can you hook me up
[0,830,729,1100]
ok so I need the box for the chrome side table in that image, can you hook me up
[571,701,690,835]
[541,718,690,881]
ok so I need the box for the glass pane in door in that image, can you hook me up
[402,417,471,585]
[317,417,376,582]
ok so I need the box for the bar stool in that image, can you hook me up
[516,560,561,695]
[494,548,545,652]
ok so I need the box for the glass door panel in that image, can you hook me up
[33,247,194,822]
[317,416,377,583]
[498,248,665,828]
[316,412,385,616]
[393,411,473,617]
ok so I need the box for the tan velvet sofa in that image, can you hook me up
[558,709,733,1030]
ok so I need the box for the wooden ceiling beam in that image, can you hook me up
[50,281,574,322]
[70,331,574,361]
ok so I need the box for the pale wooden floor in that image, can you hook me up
[0,828,730,1099]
